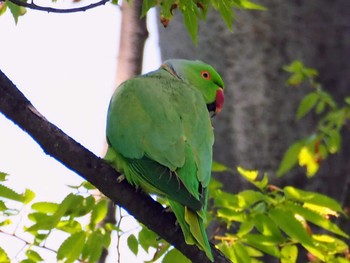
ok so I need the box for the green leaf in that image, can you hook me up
[82,230,108,263]
[253,213,284,241]
[284,186,344,214]
[243,234,281,258]
[23,189,35,204]
[0,246,10,263]
[180,0,198,43]
[138,226,160,252]
[0,184,26,203]
[212,161,231,172]
[296,92,319,119]
[162,248,190,263]
[283,203,348,238]
[277,140,304,176]
[268,207,313,246]
[57,231,86,263]
[217,0,233,30]
[325,129,341,154]
[232,242,251,263]
[281,245,298,263]
[127,234,139,256]
[25,249,43,262]
[239,0,267,10]
[56,220,82,234]
[6,0,26,24]
[0,172,8,181]
[90,199,108,228]
[31,202,59,214]
[141,0,157,17]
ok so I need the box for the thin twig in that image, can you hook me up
[5,0,110,13]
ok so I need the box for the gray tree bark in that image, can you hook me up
[158,0,350,232]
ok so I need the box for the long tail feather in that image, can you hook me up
[168,200,213,262]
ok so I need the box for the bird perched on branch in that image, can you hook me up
[105,59,225,261]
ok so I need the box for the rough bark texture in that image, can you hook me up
[0,69,231,263]
[158,0,350,234]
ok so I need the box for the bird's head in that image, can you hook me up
[162,59,225,116]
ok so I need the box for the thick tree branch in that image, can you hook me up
[5,0,110,13]
[0,69,231,262]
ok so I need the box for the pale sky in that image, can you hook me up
[0,2,161,262]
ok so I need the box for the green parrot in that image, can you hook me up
[105,59,224,261]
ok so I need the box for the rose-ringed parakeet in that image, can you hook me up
[105,59,224,261]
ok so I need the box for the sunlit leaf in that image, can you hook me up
[0,184,26,203]
[31,202,58,214]
[212,161,231,172]
[0,246,10,263]
[284,186,344,214]
[298,147,319,177]
[281,245,298,263]
[82,230,107,263]
[90,199,108,227]
[25,249,43,262]
[284,202,348,238]
[237,166,258,181]
[0,172,8,181]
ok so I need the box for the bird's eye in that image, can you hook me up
[201,70,211,80]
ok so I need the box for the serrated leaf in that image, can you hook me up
[281,245,298,263]
[277,140,304,177]
[127,234,139,256]
[0,184,26,202]
[284,186,344,214]
[56,220,82,234]
[57,231,86,263]
[296,92,319,119]
[162,248,190,263]
[0,246,10,263]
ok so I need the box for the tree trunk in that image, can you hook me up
[158,0,350,233]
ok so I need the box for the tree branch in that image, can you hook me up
[0,69,231,262]
[5,0,110,13]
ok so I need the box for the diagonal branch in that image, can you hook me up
[5,0,110,13]
[0,69,231,263]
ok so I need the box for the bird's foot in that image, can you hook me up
[117,174,125,183]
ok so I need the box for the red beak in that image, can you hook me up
[215,88,224,114]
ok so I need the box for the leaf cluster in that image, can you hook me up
[278,61,350,177]
[0,178,113,263]
[141,0,265,43]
